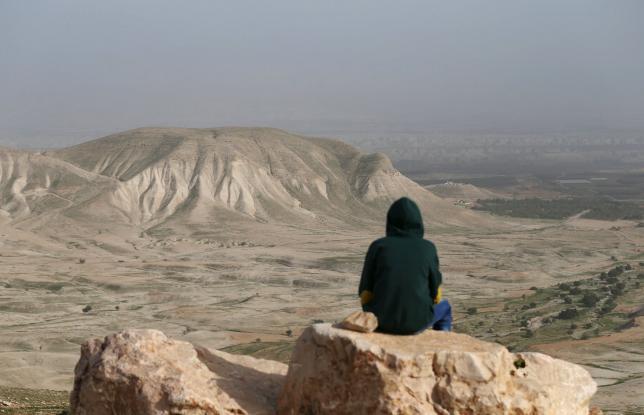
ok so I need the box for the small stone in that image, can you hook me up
[337,310,378,333]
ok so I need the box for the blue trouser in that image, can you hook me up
[416,299,452,333]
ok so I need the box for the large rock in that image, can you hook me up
[277,324,597,415]
[70,327,599,414]
[70,329,287,415]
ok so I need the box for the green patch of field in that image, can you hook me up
[3,280,67,293]
[474,197,644,220]
[0,386,68,415]
[456,263,644,351]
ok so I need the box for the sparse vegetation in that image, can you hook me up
[46,283,64,292]
[581,292,599,307]
[0,386,68,414]
[474,197,644,220]
[102,284,122,291]
[457,263,642,358]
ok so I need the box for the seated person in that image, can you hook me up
[358,197,452,334]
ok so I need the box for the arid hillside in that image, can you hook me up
[1,128,487,239]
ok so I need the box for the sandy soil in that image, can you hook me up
[1,216,642,412]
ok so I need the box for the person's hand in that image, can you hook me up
[360,290,374,305]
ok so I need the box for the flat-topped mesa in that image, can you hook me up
[277,323,598,415]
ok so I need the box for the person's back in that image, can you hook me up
[358,197,450,334]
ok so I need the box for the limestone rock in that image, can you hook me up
[71,327,599,415]
[337,311,378,333]
[277,323,597,415]
[195,346,288,415]
[70,329,287,415]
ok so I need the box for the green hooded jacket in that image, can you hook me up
[358,197,442,334]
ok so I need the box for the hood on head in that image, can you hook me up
[386,197,424,237]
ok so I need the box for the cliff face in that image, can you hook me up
[0,148,111,221]
[71,327,599,415]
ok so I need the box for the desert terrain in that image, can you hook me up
[0,128,642,414]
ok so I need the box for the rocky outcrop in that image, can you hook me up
[71,326,599,415]
[70,329,286,415]
[277,324,598,415]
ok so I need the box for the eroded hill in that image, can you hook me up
[1,128,486,237]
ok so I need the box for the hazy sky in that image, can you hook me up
[2,0,644,147]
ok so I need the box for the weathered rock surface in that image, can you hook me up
[71,327,599,414]
[337,311,378,333]
[70,329,287,415]
[277,324,598,415]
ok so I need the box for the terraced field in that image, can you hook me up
[0,386,68,415]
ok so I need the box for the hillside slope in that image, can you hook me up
[2,128,487,234]
[0,148,113,223]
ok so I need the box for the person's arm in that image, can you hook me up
[434,286,442,304]
[358,243,377,305]
[429,246,443,304]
